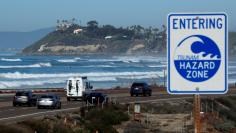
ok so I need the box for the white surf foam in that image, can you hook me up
[229,79,236,84]
[0,79,64,89]
[57,59,77,63]
[57,57,81,63]
[0,71,164,89]
[0,63,52,68]
[88,77,117,82]
[229,66,236,69]
[0,71,164,79]
[229,61,236,64]
[228,72,236,76]
[82,65,117,68]
[148,65,166,68]
[118,74,160,80]
[1,58,22,62]
[88,59,119,62]
[114,56,166,63]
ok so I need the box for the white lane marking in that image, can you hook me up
[0,107,81,121]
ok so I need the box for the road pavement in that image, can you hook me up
[0,88,235,124]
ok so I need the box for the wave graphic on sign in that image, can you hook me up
[177,35,221,59]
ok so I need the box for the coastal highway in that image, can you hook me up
[0,87,236,124]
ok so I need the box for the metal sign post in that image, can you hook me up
[194,95,201,133]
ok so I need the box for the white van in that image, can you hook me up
[66,77,93,101]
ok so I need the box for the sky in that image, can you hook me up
[0,0,235,31]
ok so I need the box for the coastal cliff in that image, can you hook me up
[22,21,166,55]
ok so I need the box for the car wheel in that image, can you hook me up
[105,98,109,104]
[58,103,61,109]
[28,102,32,107]
[37,106,41,109]
[149,92,152,96]
[67,97,71,101]
[143,92,146,97]
[53,104,57,109]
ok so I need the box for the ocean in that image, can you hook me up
[0,52,235,90]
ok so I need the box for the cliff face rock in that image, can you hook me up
[22,37,160,55]
[37,44,107,53]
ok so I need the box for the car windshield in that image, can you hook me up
[16,92,29,96]
[40,95,54,99]
[90,93,102,96]
[132,83,145,87]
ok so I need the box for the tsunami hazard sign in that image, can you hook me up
[167,13,228,94]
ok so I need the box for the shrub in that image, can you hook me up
[20,120,50,133]
[214,121,235,132]
[52,122,74,133]
[84,104,129,133]
[0,125,25,133]
[123,122,146,133]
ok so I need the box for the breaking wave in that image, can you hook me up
[82,65,117,68]
[88,77,117,82]
[0,63,52,68]
[1,58,22,62]
[147,65,166,68]
[0,79,64,89]
[87,56,165,63]
[57,57,80,63]
[0,71,164,79]
[0,71,164,89]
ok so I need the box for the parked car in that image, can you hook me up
[13,91,37,107]
[37,94,61,109]
[85,92,109,105]
[130,82,152,96]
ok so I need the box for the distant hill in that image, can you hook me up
[0,27,54,49]
[22,21,166,55]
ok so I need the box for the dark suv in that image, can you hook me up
[85,92,109,105]
[130,82,152,97]
[13,91,37,106]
